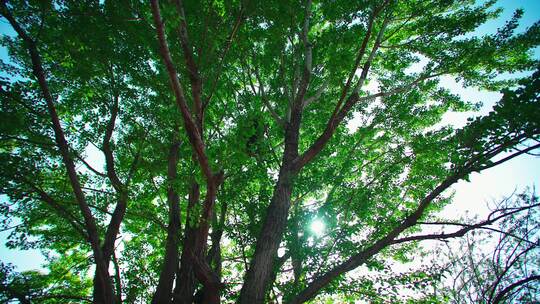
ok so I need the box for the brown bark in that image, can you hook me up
[112,250,123,304]
[239,117,302,303]
[188,173,225,303]
[207,201,227,278]
[290,214,303,286]
[152,141,182,304]
[239,173,294,303]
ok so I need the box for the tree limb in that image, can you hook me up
[150,0,215,183]
[174,0,204,129]
[250,64,285,127]
[292,14,390,173]
[415,221,538,246]
[392,203,540,245]
[492,275,540,304]
[102,92,124,193]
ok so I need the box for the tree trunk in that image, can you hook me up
[152,141,181,304]
[239,90,304,302]
[173,259,196,304]
[92,267,115,304]
[173,182,200,304]
[290,213,303,287]
[238,174,294,303]
[238,80,304,302]
[112,250,123,303]
[207,201,227,279]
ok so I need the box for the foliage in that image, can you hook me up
[0,0,539,303]
[0,256,92,303]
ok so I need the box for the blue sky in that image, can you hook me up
[0,0,539,273]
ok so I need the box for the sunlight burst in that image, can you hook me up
[310,218,325,237]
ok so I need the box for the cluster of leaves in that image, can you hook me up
[0,255,92,303]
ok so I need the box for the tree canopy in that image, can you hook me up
[0,0,539,303]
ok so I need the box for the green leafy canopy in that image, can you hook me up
[0,0,539,303]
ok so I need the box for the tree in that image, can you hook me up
[0,0,539,303]
[439,190,540,303]
[1,259,92,303]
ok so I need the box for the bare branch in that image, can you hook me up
[493,275,540,304]
[416,221,538,246]
[392,202,540,245]
[488,244,538,302]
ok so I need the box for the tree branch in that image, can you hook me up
[204,5,245,109]
[102,92,124,193]
[477,143,540,171]
[151,0,214,184]
[174,0,204,129]
[292,14,390,173]
[332,2,386,117]
[492,275,540,304]
[302,81,328,108]
[287,169,463,304]
[33,294,92,303]
[250,64,285,127]
[74,153,107,178]
[488,244,538,302]
[288,135,540,303]
[415,221,538,246]
[20,178,88,241]
[299,0,313,102]
[392,203,540,245]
